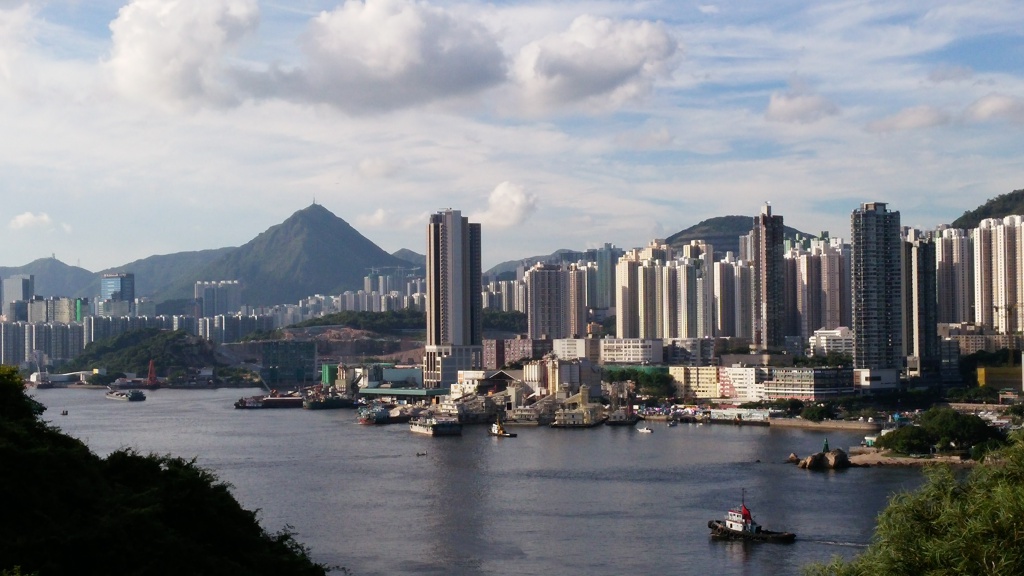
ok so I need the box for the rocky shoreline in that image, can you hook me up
[787,448,975,470]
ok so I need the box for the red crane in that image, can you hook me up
[146,359,159,388]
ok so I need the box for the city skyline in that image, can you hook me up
[2,1,1022,271]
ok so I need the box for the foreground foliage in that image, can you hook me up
[805,431,1024,576]
[0,367,330,576]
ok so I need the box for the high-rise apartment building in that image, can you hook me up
[752,205,786,350]
[902,231,939,378]
[935,227,973,324]
[424,209,482,388]
[195,280,243,318]
[851,202,903,370]
[525,263,586,339]
[973,216,1023,334]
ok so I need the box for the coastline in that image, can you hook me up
[848,449,976,468]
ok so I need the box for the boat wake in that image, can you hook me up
[810,540,869,548]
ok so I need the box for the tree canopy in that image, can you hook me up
[874,407,1005,456]
[0,367,330,575]
[805,431,1024,575]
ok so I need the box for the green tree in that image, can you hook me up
[874,425,934,455]
[800,404,834,422]
[805,431,1024,575]
[0,366,330,575]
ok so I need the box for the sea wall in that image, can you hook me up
[769,418,882,431]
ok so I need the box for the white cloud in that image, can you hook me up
[866,105,950,133]
[765,84,839,124]
[356,208,390,227]
[469,181,538,228]
[105,0,260,107]
[512,15,679,114]
[697,5,720,15]
[290,0,505,112]
[9,212,53,231]
[964,93,1024,123]
[355,157,399,178]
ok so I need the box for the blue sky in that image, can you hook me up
[1,0,1022,272]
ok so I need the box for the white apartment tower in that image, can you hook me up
[973,216,1024,334]
[936,227,973,324]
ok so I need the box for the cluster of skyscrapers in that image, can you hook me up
[4,201,1022,394]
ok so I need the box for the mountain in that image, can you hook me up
[392,248,426,269]
[951,188,1024,229]
[0,258,96,299]
[97,248,235,301]
[484,249,584,279]
[158,204,410,305]
[665,215,810,257]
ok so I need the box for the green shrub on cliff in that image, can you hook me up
[805,431,1024,576]
[0,366,330,576]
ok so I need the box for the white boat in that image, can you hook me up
[409,416,462,437]
[637,426,653,433]
[106,389,146,402]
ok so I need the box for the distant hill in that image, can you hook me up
[0,258,96,299]
[392,248,426,268]
[666,215,810,257]
[158,204,410,305]
[484,249,585,279]
[951,188,1024,229]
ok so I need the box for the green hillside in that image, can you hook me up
[951,188,1024,229]
[60,328,221,375]
[160,204,410,305]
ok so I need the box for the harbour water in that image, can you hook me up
[35,387,925,576]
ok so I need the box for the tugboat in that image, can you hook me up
[708,493,795,543]
[488,415,517,438]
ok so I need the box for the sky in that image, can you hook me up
[1,0,1022,272]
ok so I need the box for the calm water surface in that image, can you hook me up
[35,387,924,576]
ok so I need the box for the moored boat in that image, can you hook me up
[708,495,795,543]
[106,389,146,402]
[637,426,653,433]
[303,392,356,410]
[409,416,462,436]
[234,390,304,409]
[488,415,517,438]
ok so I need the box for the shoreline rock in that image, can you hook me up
[797,448,851,470]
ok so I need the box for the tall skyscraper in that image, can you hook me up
[973,216,1023,334]
[851,202,903,370]
[424,209,482,388]
[752,204,786,350]
[935,227,973,324]
[902,231,939,378]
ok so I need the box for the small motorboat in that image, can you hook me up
[637,426,653,433]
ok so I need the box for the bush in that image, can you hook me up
[805,431,1024,575]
